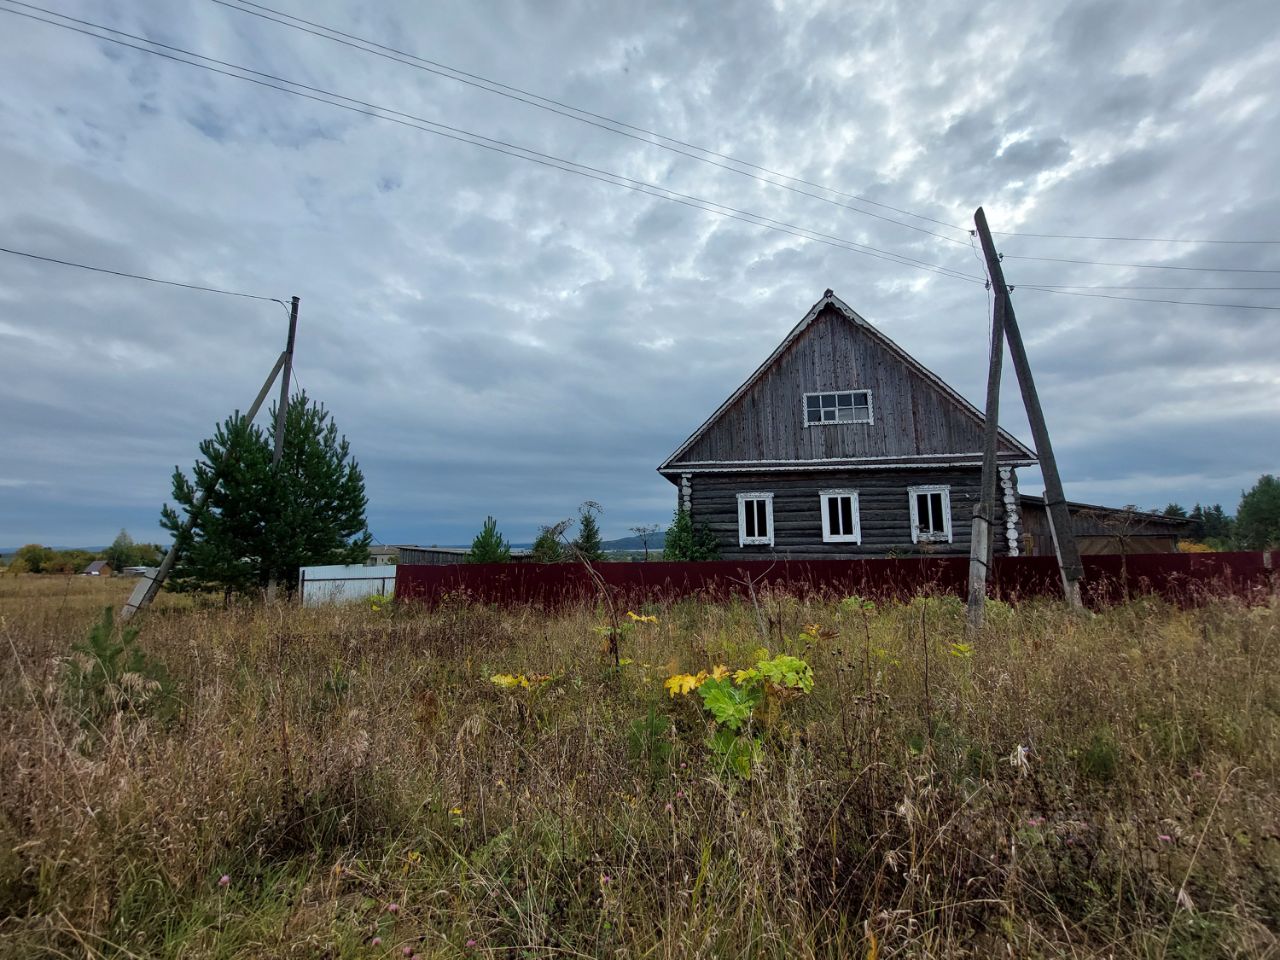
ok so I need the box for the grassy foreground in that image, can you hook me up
[0,575,1278,959]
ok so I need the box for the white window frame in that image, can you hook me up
[819,489,862,543]
[908,484,953,543]
[803,390,874,427]
[736,492,774,547]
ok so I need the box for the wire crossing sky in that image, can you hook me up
[1,0,1278,547]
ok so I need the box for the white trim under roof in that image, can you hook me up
[658,291,1037,471]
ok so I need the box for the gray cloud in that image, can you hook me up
[1,0,1278,547]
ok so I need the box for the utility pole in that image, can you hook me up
[973,208,1085,608]
[266,296,299,603]
[120,350,288,622]
[966,238,1006,630]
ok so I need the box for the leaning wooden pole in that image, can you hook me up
[120,351,288,622]
[966,232,1006,630]
[266,296,300,602]
[973,207,1085,608]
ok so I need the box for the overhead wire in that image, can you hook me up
[207,0,972,243]
[1016,283,1280,291]
[0,2,985,285]
[995,230,1280,245]
[1016,285,1280,311]
[214,1,1280,251]
[6,3,1278,311]
[0,244,288,307]
[1003,253,1280,274]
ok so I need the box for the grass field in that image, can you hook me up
[1,574,1277,958]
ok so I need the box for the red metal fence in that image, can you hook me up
[396,551,1276,608]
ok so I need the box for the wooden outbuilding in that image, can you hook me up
[1019,497,1189,556]
[658,290,1036,559]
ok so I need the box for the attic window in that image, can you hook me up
[804,390,872,426]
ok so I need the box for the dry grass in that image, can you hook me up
[1,574,1278,959]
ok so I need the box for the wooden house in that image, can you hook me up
[657,290,1037,559]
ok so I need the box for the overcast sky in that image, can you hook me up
[2,0,1278,547]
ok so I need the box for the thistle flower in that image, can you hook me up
[371,937,382,947]
[218,874,230,888]
[386,902,400,914]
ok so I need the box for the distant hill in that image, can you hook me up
[601,532,667,553]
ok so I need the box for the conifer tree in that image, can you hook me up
[663,508,720,561]
[529,525,564,562]
[467,516,512,563]
[160,392,370,598]
[571,503,605,562]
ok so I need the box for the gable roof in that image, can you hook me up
[659,290,1036,474]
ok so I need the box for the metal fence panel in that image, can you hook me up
[299,564,397,606]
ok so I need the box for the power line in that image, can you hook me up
[1019,283,1280,291]
[0,2,982,284]
[1017,285,1280,311]
[1003,253,1280,274]
[0,244,288,306]
[995,230,1280,245]
[208,0,972,244]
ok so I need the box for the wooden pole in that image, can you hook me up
[966,232,1006,630]
[973,208,1084,608]
[266,296,299,602]
[120,351,288,621]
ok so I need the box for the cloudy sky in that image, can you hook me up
[2,0,1278,548]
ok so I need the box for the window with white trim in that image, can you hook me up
[908,485,952,543]
[820,489,861,543]
[736,492,774,546]
[804,390,872,425]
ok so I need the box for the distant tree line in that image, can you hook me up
[1160,474,1280,551]
[464,502,720,564]
[4,529,165,576]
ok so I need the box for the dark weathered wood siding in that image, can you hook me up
[1020,499,1187,557]
[671,306,1026,465]
[689,468,1021,560]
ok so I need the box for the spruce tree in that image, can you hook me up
[160,392,370,598]
[571,504,605,562]
[467,516,512,563]
[529,525,564,562]
[663,508,719,561]
[1236,475,1280,549]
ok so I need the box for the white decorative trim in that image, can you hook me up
[736,491,774,547]
[908,484,953,544]
[674,452,1001,465]
[658,291,1037,471]
[679,473,692,513]
[1000,469,1019,556]
[662,459,1037,476]
[803,390,873,427]
[819,489,862,543]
